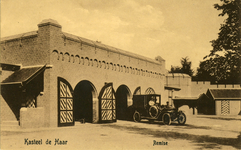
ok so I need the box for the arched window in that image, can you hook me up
[75,55,80,64]
[94,59,98,67]
[60,52,64,61]
[110,63,113,70]
[145,87,155,94]
[52,50,59,60]
[102,61,106,69]
[85,57,89,66]
[90,59,93,66]
[64,52,70,62]
[81,57,84,65]
[71,55,74,63]
[117,64,120,72]
[114,64,116,71]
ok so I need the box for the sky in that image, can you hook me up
[1,0,224,72]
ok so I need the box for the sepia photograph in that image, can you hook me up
[0,0,240,149]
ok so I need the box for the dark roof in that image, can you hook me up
[208,89,241,99]
[0,63,21,71]
[1,65,46,86]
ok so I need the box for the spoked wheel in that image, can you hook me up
[149,106,158,118]
[162,113,171,125]
[178,112,186,125]
[133,111,141,122]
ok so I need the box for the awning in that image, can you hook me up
[1,65,46,86]
[0,63,21,71]
[173,97,198,100]
[164,86,181,91]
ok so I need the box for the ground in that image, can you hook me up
[1,115,241,150]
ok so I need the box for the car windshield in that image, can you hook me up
[149,96,160,105]
[156,96,160,104]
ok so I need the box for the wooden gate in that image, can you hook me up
[99,83,116,123]
[58,77,74,126]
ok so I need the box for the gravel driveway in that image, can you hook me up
[1,115,241,150]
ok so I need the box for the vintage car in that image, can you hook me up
[129,94,186,125]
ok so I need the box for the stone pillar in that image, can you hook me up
[193,107,197,115]
[92,98,99,123]
[37,19,62,127]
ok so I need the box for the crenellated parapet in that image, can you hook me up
[60,32,165,75]
[51,49,165,79]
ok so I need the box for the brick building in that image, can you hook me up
[198,89,241,115]
[1,19,169,128]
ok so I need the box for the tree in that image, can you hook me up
[169,57,194,76]
[196,0,241,84]
[170,66,182,73]
[195,60,216,82]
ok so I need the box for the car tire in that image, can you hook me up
[149,106,158,118]
[133,111,141,122]
[178,112,186,125]
[162,113,171,125]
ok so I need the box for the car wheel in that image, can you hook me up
[133,111,141,122]
[149,106,158,118]
[178,112,186,125]
[162,113,171,125]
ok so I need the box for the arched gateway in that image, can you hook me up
[73,80,97,123]
[116,85,131,120]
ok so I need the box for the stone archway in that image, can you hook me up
[116,85,131,120]
[73,80,97,123]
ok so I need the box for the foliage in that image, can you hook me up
[195,0,241,84]
[169,57,194,76]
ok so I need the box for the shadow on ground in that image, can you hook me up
[140,120,213,130]
[102,123,241,149]
[197,116,241,121]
